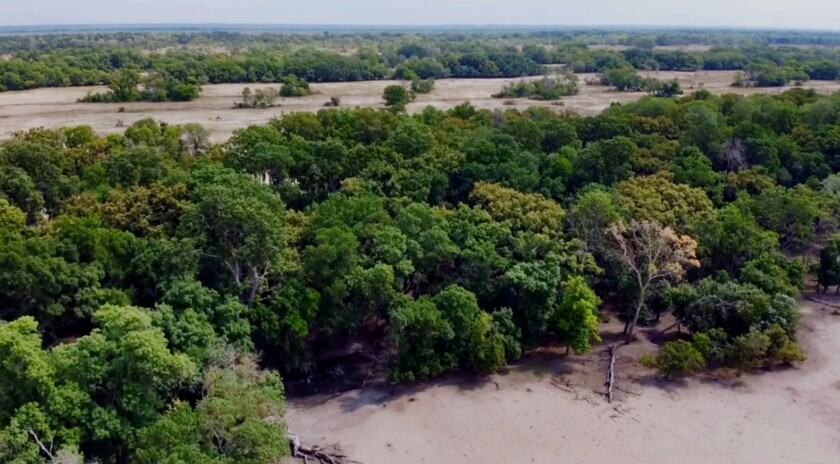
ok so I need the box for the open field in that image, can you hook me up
[285,296,840,464]
[2,71,840,142]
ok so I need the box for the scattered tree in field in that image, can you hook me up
[648,78,683,97]
[80,69,200,103]
[279,76,312,97]
[237,86,280,108]
[382,84,415,109]
[493,73,579,100]
[606,220,700,343]
[410,78,435,94]
[600,67,647,91]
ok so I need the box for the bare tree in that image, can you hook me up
[606,220,700,344]
[722,139,747,172]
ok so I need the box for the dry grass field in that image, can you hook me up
[2,71,840,142]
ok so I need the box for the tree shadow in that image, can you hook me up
[336,372,495,413]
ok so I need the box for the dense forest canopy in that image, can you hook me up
[2,27,840,463]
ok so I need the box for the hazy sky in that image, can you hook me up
[2,0,840,30]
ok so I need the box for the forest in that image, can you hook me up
[4,84,840,461]
[3,27,840,464]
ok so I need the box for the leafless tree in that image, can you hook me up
[606,220,700,343]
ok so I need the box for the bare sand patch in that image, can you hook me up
[1,71,839,143]
[285,299,840,464]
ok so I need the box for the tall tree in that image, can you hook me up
[606,220,700,343]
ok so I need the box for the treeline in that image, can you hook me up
[5,28,840,55]
[7,31,840,93]
[5,85,840,460]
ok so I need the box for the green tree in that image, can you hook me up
[182,169,287,306]
[555,276,601,354]
[382,85,414,109]
[818,234,840,293]
[135,349,288,464]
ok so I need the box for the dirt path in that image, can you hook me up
[3,71,840,143]
[285,299,840,464]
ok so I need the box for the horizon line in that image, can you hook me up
[2,23,840,33]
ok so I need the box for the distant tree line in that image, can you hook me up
[6,32,840,95]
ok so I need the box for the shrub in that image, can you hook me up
[643,340,706,378]
[727,330,770,372]
[383,84,414,109]
[493,73,578,100]
[279,75,312,97]
[411,78,435,94]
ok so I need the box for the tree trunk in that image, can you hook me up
[246,266,260,307]
[565,345,571,356]
[625,298,645,344]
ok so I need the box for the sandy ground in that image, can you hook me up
[285,297,840,464]
[2,71,840,143]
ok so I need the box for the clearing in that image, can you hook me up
[2,71,840,142]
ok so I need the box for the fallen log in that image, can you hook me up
[606,345,619,403]
[288,432,358,464]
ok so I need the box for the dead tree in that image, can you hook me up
[606,345,618,403]
[288,432,358,464]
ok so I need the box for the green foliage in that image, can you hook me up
[555,277,602,354]
[279,75,312,97]
[2,40,837,455]
[493,73,579,100]
[600,67,647,91]
[818,234,840,292]
[80,69,200,103]
[383,85,415,109]
[410,78,435,94]
[135,349,288,464]
[642,339,706,378]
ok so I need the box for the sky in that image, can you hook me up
[2,0,840,30]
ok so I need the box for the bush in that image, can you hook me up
[600,67,647,91]
[383,84,414,109]
[648,79,683,97]
[493,73,578,100]
[727,330,770,372]
[649,340,707,378]
[411,78,435,94]
[279,75,312,97]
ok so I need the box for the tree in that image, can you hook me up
[181,169,287,306]
[470,182,565,240]
[390,298,455,382]
[606,220,700,343]
[641,339,706,378]
[568,188,622,253]
[818,234,840,293]
[693,206,778,275]
[0,198,26,235]
[382,84,414,109]
[617,174,713,232]
[135,349,288,464]
[555,276,601,354]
